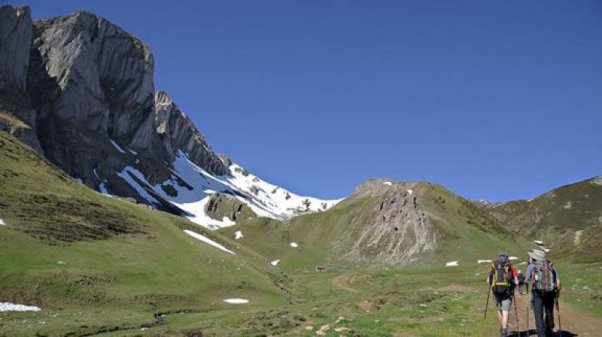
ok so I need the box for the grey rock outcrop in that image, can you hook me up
[0,5,228,207]
[346,180,436,265]
[0,5,42,152]
[0,5,32,96]
[153,91,228,175]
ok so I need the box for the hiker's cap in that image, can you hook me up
[529,249,545,261]
[497,252,509,264]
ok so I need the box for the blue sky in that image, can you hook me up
[11,1,602,201]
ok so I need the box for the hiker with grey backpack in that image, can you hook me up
[487,252,519,337]
[527,249,561,337]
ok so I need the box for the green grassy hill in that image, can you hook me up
[2,131,600,336]
[219,179,532,274]
[485,177,602,263]
[0,131,289,336]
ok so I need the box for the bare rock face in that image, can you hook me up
[31,11,155,136]
[0,5,42,152]
[0,5,32,96]
[152,91,228,176]
[346,181,437,265]
[0,6,227,206]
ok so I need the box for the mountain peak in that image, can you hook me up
[352,179,423,198]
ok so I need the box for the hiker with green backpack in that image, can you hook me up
[487,252,519,337]
[527,249,561,337]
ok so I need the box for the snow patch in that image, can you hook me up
[117,150,343,228]
[0,219,5,226]
[534,240,544,245]
[383,181,392,186]
[445,261,459,267]
[98,182,110,195]
[117,167,157,205]
[477,259,492,264]
[93,168,100,180]
[0,302,41,312]
[563,201,572,210]
[110,139,127,154]
[290,242,299,248]
[270,259,280,266]
[223,298,249,304]
[407,189,413,195]
[174,196,236,230]
[234,231,243,240]
[183,230,235,255]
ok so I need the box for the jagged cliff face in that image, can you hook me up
[0,6,41,150]
[0,5,339,221]
[0,5,227,203]
[0,6,31,97]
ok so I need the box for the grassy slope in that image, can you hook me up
[1,132,599,336]
[487,177,602,263]
[0,131,288,336]
[221,181,532,274]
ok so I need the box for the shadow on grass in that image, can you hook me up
[509,329,577,337]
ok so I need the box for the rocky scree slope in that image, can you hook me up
[0,5,338,224]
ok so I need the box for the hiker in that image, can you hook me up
[527,249,560,337]
[487,252,519,337]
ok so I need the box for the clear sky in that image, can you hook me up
[9,0,602,202]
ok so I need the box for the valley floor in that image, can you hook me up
[1,266,600,337]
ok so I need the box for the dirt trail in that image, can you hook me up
[504,294,602,337]
[330,275,602,337]
[331,273,358,292]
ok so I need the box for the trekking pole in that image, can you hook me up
[513,292,520,337]
[526,303,529,337]
[484,284,491,319]
[556,294,562,337]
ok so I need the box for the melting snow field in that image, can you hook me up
[270,259,280,266]
[116,151,342,230]
[0,219,5,226]
[289,242,299,248]
[183,230,235,255]
[174,196,236,229]
[445,261,459,267]
[223,298,249,304]
[234,231,243,240]
[477,259,492,264]
[0,302,41,312]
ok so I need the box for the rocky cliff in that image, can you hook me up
[0,5,227,206]
[0,5,339,220]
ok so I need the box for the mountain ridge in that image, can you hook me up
[0,4,339,224]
